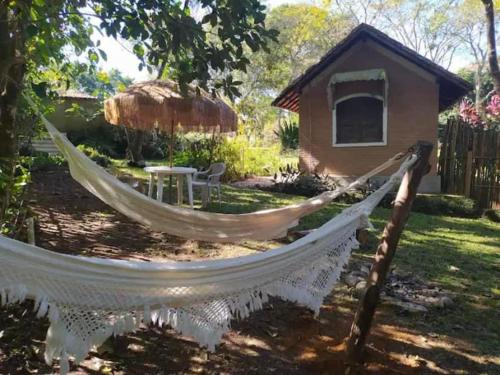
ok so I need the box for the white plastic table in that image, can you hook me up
[144,166,197,208]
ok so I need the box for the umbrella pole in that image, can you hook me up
[169,120,174,167]
[169,120,174,203]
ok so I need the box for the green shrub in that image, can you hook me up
[76,144,111,167]
[174,135,283,181]
[0,159,30,236]
[275,121,299,150]
[69,125,171,160]
[381,193,480,218]
[139,130,170,159]
[262,164,339,197]
[483,209,500,223]
[27,153,66,170]
[67,124,128,158]
[175,133,218,169]
[220,138,282,180]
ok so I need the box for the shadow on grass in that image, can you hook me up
[355,208,500,361]
[8,165,498,374]
[1,292,498,374]
[28,167,276,260]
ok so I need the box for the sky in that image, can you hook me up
[93,0,470,82]
[93,0,296,80]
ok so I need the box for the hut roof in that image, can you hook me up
[104,80,237,133]
[272,24,472,112]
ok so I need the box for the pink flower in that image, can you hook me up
[459,99,483,127]
[486,94,500,118]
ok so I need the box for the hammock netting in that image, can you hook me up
[36,109,405,242]
[0,154,416,374]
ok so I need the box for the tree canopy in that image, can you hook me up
[0,0,278,223]
[0,0,278,152]
[235,3,352,140]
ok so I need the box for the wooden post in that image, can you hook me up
[26,217,35,245]
[346,141,433,363]
[169,119,174,203]
[464,150,473,197]
[169,119,174,167]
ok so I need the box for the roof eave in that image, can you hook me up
[272,24,473,112]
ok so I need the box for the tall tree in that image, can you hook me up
[331,0,462,69]
[379,0,461,69]
[482,0,500,93]
[75,68,133,99]
[235,4,353,139]
[456,0,489,112]
[333,0,385,25]
[264,4,353,88]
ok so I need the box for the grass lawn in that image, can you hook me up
[211,185,500,357]
[109,151,299,181]
[110,158,166,179]
[110,161,499,361]
[0,160,497,374]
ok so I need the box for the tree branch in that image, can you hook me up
[482,0,500,93]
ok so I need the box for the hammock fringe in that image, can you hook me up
[1,232,360,375]
[0,144,416,374]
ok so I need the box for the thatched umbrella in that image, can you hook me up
[104,80,237,166]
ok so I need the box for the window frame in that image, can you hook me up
[332,93,387,148]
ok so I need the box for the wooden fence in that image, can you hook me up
[438,119,500,209]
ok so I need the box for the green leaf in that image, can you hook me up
[133,44,145,58]
[26,24,38,38]
[32,82,48,98]
[98,49,107,61]
[88,51,99,63]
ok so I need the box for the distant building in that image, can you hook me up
[273,24,471,192]
[47,90,103,132]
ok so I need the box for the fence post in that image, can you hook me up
[438,119,499,209]
[464,150,473,197]
[345,141,433,364]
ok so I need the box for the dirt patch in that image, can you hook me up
[231,176,274,189]
[27,167,280,262]
[0,165,497,374]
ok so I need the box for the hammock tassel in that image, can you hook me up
[0,147,417,374]
[59,352,69,375]
[359,213,374,230]
[143,305,152,324]
[0,289,7,306]
[36,298,49,318]
[124,314,136,331]
[48,304,60,322]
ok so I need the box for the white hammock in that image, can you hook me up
[36,111,405,242]
[0,155,415,374]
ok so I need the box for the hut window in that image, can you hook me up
[333,94,387,147]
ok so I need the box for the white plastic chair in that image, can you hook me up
[192,162,226,206]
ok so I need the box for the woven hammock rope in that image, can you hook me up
[35,108,406,242]
[0,154,416,374]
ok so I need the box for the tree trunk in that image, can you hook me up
[0,63,25,157]
[0,85,19,158]
[0,64,25,222]
[0,4,16,159]
[0,2,26,222]
[126,129,146,167]
[482,0,500,94]
[475,66,484,115]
